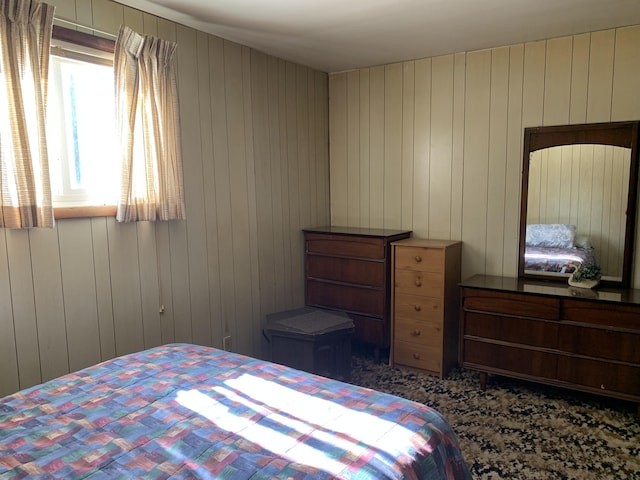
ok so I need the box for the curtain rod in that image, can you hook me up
[54,17,118,39]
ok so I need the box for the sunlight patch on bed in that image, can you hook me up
[175,373,429,476]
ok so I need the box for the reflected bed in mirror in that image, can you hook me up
[519,121,640,288]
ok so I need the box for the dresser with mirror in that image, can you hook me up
[460,121,640,415]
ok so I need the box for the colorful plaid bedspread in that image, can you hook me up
[0,343,470,479]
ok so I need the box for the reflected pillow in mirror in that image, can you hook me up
[574,235,593,250]
[526,223,576,248]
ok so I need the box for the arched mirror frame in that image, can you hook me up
[518,121,640,288]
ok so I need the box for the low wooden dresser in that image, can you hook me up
[460,274,640,414]
[303,226,411,359]
[390,238,462,378]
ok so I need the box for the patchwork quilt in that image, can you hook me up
[524,246,597,274]
[0,343,470,479]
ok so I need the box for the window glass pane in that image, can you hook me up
[47,54,118,207]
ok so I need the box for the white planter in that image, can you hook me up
[568,276,600,289]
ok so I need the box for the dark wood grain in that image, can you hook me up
[460,274,640,408]
[303,227,411,355]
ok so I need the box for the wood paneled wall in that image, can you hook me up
[0,0,329,397]
[328,25,640,284]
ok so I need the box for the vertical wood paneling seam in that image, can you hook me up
[429,60,436,239]
[346,73,350,222]
[501,52,512,266]
[55,224,72,374]
[221,42,237,327]
[459,53,467,241]
[268,60,283,306]
[449,59,457,240]
[91,221,103,360]
[4,230,20,386]
[104,219,120,354]
[265,59,277,296]
[484,52,493,271]
[404,63,414,230]
[26,232,43,383]
[243,49,257,335]
[183,31,202,346]
[190,35,202,345]
[502,48,511,262]
[568,36,575,123]
[135,229,150,348]
[382,70,385,222]
[609,29,618,121]
[204,36,222,345]
[541,40,548,125]
[364,73,370,224]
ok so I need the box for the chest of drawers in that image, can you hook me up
[303,227,411,358]
[460,275,640,413]
[390,239,462,378]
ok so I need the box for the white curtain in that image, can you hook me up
[0,0,54,228]
[114,25,185,222]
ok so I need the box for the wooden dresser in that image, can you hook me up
[303,227,411,358]
[460,274,640,412]
[390,239,462,378]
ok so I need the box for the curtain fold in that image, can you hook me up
[114,25,185,223]
[0,0,55,228]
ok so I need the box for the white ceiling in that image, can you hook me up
[114,0,640,73]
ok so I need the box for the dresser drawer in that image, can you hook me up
[462,288,560,320]
[394,293,442,323]
[558,325,640,364]
[305,233,384,259]
[462,339,558,379]
[306,280,384,317]
[394,340,441,372]
[394,247,443,273]
[306,255,384,287]
[562,299,640,330]
[557,356,640,398]
[394,270,442,298]
[394,316,442,345]
[463,311,558,349]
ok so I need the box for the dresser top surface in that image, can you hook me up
[303,226,412,238]
[460,274,640,305]
[392,238,461,248]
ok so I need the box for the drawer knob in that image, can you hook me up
[600,384,606,390]
[412,329,421,336]
[413,353,421,360]
[414,255,422,263]
[414,304,422,311]
[414,278,422,287]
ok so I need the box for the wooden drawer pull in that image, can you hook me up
[414,304,422,311]
[413,353,421,360]
[414,255,422,263]
[414,278,422,287]
[412,329,421,336]
[601,384,606,390]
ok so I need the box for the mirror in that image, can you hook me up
[519,121,640,288]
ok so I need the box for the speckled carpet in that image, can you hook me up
[349,351,640,480]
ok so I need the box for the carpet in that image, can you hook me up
[349,352,640,480]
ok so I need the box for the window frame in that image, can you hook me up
[50,25,117,220]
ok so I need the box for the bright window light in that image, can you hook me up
[47,47,118,207]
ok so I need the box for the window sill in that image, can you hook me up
[54,205,116,219]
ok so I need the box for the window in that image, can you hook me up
[47,27,118,211]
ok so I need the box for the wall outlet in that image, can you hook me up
[223,335,232,351]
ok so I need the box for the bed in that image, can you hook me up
[524,244,597,274]
[524,223,596,274]
[0,343,471,479]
